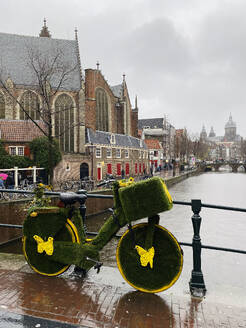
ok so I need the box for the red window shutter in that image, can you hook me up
[117,163,121,176]
[107,163,112,174]
[135,163,138,174]
[125,163,129,175]
[154,160,158,168]
[24,146,30,157]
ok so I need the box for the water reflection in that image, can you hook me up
[113,291,175,328]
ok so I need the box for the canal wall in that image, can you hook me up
[164,169,199,188]
[0,169,199,245]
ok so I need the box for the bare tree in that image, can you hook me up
[0,45,80,183]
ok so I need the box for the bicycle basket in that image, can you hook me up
[118,177,172,223]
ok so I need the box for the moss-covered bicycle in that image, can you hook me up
[22,177,183,293]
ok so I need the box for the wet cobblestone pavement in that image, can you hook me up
[0,255,245,327]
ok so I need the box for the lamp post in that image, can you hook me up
[90,143,94,179]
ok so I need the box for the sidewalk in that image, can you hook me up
[0,254,245,327]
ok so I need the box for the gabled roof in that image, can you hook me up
[138,118,164,129]
[86,128,147,149]
[144,139,162,150]
[0,120,45,142]
[0,32,81,91]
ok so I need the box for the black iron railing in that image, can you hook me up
[0,188,246,297]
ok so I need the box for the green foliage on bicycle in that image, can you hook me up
[22,176,183,294]
[117,177,173,223]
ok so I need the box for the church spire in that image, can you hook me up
[135,95,138,109]
[39,18,51,38]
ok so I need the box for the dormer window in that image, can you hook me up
[143,126,150,129]
[111,134,116,144]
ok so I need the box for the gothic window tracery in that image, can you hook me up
[20,91,40,120]
[96,88,109,131]
[0,93,5,119]
[54,94,74,153]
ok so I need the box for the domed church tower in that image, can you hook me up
[200,125,207,141]
[209,126,216,138]
[224,113,236,141]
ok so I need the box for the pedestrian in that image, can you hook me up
[5,172,14,190]
[150,166,153,176]
[121,168,125,179]
[0,177,5,189]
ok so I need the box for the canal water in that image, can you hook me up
[160,171,246,306]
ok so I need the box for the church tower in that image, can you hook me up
[39,18,51,38]
[224,114,236,141]
[200,125,207,141]
[209,126,216,138]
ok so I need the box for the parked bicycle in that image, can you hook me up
[22,177,183,293]
[97,177,116,189]
[59,177,95,192]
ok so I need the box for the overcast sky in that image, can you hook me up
[1,0,246,138]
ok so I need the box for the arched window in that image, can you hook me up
[20,91,40,120]
[96,88,108,131]
[0,93,5,119]
[54,94,74,153]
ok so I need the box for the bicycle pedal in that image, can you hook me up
[86,257,103,274]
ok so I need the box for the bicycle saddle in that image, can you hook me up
[60,192,87,205]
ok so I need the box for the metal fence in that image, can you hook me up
[0,188,245,297]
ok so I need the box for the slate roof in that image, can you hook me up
[110,84,123,98]
[0,32,81,91]
[0,120,45,142]
[86,128,147,149]
[138,118,164,129]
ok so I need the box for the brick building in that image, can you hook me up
[65,68,148,182]
[0,21,147,184]
[144,139,163,171]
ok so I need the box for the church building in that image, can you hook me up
[0,20,148,184]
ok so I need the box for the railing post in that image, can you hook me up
[14,166,18,188]
[189,199,206,297]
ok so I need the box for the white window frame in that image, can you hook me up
[95,147,101,158]
[116,148,121,158]
[9,146,25,156]
[125,149,129,158]
[106,148,112,158]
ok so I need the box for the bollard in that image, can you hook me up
[189,199,206,297]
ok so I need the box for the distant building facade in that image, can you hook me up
[200,114,242,161]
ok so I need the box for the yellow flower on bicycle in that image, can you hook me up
[30,211,38,217]
[119,177,135,188]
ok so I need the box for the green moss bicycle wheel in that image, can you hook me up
[23,219,80,276]
[116,223,183,293]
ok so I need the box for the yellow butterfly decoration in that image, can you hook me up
[33,235,54,256]
[135,245,155,269]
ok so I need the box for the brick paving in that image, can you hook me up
[0,266,245,327]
